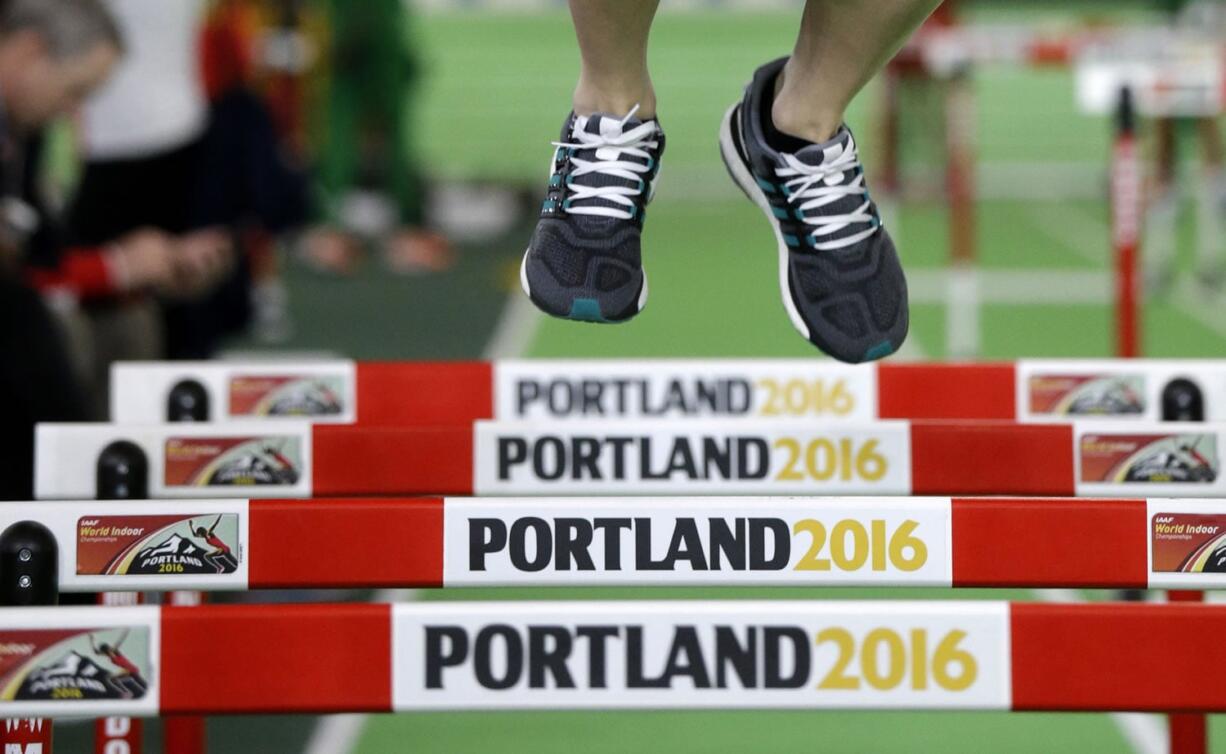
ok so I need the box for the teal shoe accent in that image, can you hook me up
[756,177,777,194]
[864,340,896,361]
[771,206,789,220]
[568,299,607,322]
[782,234,800,247]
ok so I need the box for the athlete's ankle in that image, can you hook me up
[770,64,842,145]
[572,78,657,120]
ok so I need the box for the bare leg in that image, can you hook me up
[774,0,942,143]
[569,0,660,118]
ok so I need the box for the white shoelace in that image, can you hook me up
[550,105,659,220]
[776,135,879,252]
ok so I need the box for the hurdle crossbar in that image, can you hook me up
[7,496,1226,592]
[109,358,1226,425]
[35,419,1226,498]
[4,600,1226,718]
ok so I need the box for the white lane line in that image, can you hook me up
[303,714,368,754]
[303,591,421,754]
[304,267,542,754]
[1169,277,1226,341]
[483,279,544,359]
[908,269,1112,305]
[1023,202,1108,266]
[892,328,927,361]
[1029,588,1082,603]
[945,264,980,359]
[1054,200,1226,346]
[976,163,1106,202]
[1112,714,1170,754]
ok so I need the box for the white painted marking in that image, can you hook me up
[483,283,544,359]
[946,263,981,358]
[908,269,1112,305]
[303,714,368,754]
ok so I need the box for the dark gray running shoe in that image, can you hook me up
[719,57,908,363]
[521,108,664,323]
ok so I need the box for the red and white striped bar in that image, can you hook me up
[109,359,1226,425]
[906,22,1093,71]
[5,600,1226,717]
[6,497,1224,592]
[34,418,1226,498]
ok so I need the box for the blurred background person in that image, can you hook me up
[0,0,123,499]
[66,0,310,411]
[296,0,453,276]
[198,0,313,344]
[67,0,232,406]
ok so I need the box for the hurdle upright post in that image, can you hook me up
[1161,386,1209,754]
[0,521,59,754]
[161,387,209,754]
[944,60,980,359]
[1111,85,1141,358]
[1145,218,1208,753]
[95,592,144,754]
[1112,83,1202,751]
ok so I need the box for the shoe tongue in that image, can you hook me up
[563,112,654,219]
[573,112,651,163]
[576,113,644,139]
[789,127,851,167]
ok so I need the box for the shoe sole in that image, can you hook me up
[520,251,649,324]
[718,102,811,341]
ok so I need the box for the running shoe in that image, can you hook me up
[521,107,664,323]
[720,57,908,363]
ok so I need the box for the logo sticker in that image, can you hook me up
[78,514,241,576]
[1080,433,1218,484]
[228,375,345,418]
[1029,375,1145,416]
[393,602,1009,710]
[0,628,151,702]
[443,499,951,586]
[164,436,301,487]
[1152,513,1226,573]
[496,361,874,421]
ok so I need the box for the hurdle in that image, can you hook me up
[109,357,1226,425]
[883,18,1225,358]
[4,600,1226,719]
[18,359,1226,753]
[1,496,1224,592]
[34,417,1226,498]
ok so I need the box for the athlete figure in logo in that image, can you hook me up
[1125,436,1218,483]
[89,630,148,698]
[310,381,343,414]
[269,379,342,416]
[1178,437,1218,483]
[192,514,236,572]
[261,441,301,485]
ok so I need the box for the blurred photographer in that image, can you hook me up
[0,0,124,499]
